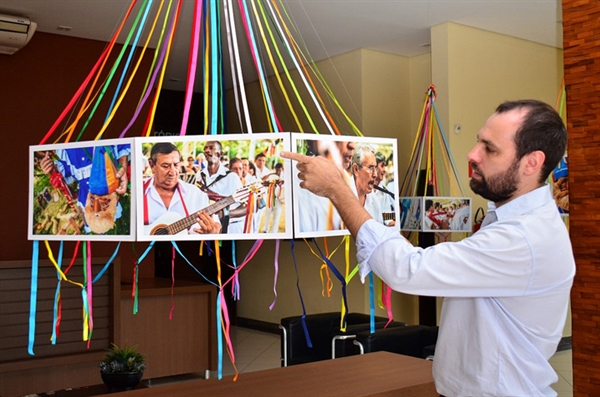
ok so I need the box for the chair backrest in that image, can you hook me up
[355,325,438,359]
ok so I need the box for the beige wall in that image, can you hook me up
[431,22,567,333]
[233,23,565,331]
[432,22,564,212]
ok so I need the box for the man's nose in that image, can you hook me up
[93,197,102,213]
[466,146,479,164]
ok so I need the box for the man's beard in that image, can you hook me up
[85,192,118,234]
[470,159,520,203]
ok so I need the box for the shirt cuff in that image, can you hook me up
[356,219,400,283]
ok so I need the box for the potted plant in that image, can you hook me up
[100,343,146,392]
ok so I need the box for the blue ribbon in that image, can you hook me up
[216,291,223,379]
[290,239,312,348]
[170,241,218,287]
[104,0,154,122]
[92,242,121,284]
[28,241,39,355]
[369,272,375,333]
[51,241,64,344]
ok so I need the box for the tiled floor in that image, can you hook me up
[145,326,574,396]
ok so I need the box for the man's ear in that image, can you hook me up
[522,150,545,177]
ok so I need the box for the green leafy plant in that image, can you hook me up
[100,344,146,374]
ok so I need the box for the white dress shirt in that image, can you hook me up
[356,184,575,396]
[144,179,210,234]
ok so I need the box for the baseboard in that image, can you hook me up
[237,317,280,335]
[557,336,572,352]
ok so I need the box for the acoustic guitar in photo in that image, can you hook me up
[144,180,276,235]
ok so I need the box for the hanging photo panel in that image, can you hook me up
[28,139,136,241]
[290,134,399,238]
[135,134,292,241]
[398,197,423,232]
[422,196,472,233]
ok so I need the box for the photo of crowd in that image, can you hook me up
[422,196,472,232]
[29,139,134,241]
[135,134,291,241]
[291,134,399,238]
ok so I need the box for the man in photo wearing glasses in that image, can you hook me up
[349,144,385,224]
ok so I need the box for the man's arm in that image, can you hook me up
[116,155,129,195]
[281,151,372,239]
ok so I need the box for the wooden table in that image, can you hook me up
[106,352,437,397]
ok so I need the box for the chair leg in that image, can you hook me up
[353,340,365,355]
[279,325,288,367]
[331,334,357,359]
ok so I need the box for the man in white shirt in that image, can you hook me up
[348,144,384,224]
[196,141,245,234]
[283,99,575,396]
[143,143,221,236]
[373,151,395,226]
[253,152,271,180]
[260,162,285,233]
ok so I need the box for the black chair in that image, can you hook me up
[353,325,438,360]
[279,312,407,366]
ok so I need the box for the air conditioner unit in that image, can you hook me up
[0,13,37,55]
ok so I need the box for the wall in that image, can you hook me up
[430,21,566,331]
[233,24,565,328]
[562,0,600,395]
[431,22,564,212]
[0,32,155,279]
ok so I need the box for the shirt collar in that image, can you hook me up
[492,184,553,221]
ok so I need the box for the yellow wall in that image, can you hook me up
[232,23,565,331]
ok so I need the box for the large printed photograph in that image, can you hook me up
[29,139,135,241]
[291,134,399,238]
[135,134,291,241]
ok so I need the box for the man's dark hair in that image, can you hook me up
[255,152,266,161]
[426,199,433,211]
[375,152,386,165]
[205,140,223,152]
[275,163,283,170]
[150,143,179,165]
[229,157,242,167]
[495,99,567,183]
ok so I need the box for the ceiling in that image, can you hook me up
[1,0,563,92]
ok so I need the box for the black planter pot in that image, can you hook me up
[101,371,144,392]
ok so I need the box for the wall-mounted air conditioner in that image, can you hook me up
[0,13,37,55]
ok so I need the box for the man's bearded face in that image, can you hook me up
[85,192,118,234]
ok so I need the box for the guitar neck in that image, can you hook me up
[166,196,235,235]
[382,212,396,221]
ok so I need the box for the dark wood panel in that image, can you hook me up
[0,263,112,363]
[562,0,600,395]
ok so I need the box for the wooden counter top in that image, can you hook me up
[105,352,437,397]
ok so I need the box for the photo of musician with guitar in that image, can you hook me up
[135,134,292,241]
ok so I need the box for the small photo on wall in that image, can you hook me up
[28,139,136,241]
[398,197,422,232]
[135,133,292,241]
[290,134,399,238]
[422,196,472,233]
